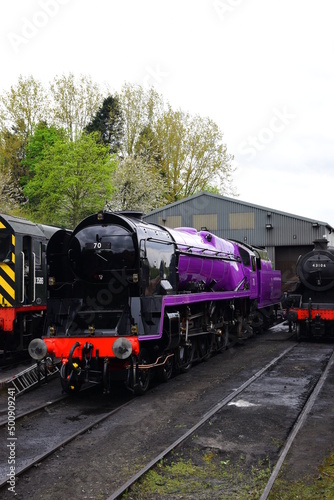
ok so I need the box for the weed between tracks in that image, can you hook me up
[122,450,334,499]
[122,450,272,499]
[269,451,334,499]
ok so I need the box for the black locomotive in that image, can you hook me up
[0,213,58,358]
[36,210,281,394]
[288,238,334,340]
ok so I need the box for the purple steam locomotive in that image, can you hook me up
[30,211,281,395]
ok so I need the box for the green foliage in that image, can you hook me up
[22,122,66,187]
[23,132,115,228]
[1,75,237,221]
[153,107,236,203]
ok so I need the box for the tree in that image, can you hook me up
[22,122,66,188]
[116,83,164,157]
[134,123,162,167]
[0,167,21,214]
[50,73,104,141]
[153,107,236,203]
[85,95,123,154]
[115,83,235,204]
[0,76,236,218]
[0,75,48,186]
[0,128,26,182]
[23,132,115,227]
[0,75,48,139]
[106,156,166,213]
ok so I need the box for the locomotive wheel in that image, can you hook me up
[103,358,111,394]
[134,349,151,395]
[198,335,213,361]
[60,362,82,394]
[158,355,174,382]
[215,326,229,352]
[251,314,264,335]
[179,343,195,373]
[295,323,301,342]
[295,323,305,342]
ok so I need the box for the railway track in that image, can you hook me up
[1,335,332,499]
[0,393,68,428]
[260,346,334,499]
[0,352,30,370]
[107,344,297,499]
[109,342,334,499]
[0,386,133,491]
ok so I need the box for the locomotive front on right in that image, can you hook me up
[288,238,334,340]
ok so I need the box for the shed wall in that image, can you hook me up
[146,193,331,248]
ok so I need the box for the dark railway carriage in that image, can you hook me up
[288,238,334,340]
[0,213,58,355]
[38,211,281,394]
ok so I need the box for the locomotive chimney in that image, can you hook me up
[313,238,329,250]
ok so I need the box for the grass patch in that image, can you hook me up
[122,450,272,499]
[269,451,334,499]
[122,450,334,499]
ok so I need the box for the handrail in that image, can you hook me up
[32,252,36,302]
[177,248,240,262]
[21,251,25,303]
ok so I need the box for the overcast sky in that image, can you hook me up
[1,0,333,224]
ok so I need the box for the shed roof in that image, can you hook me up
[145,192,334,231]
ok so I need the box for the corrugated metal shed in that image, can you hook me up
[143,192,334,245]
[143,192,334,291]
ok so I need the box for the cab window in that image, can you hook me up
[0,233,11,262]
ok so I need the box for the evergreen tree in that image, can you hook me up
[85,95,123,153]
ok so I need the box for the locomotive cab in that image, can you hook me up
[0,214,58,353]
[236,244,258,297]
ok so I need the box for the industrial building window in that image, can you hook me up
[229,212,255,230]
[193,214,218,231]
[158,216,182,228]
